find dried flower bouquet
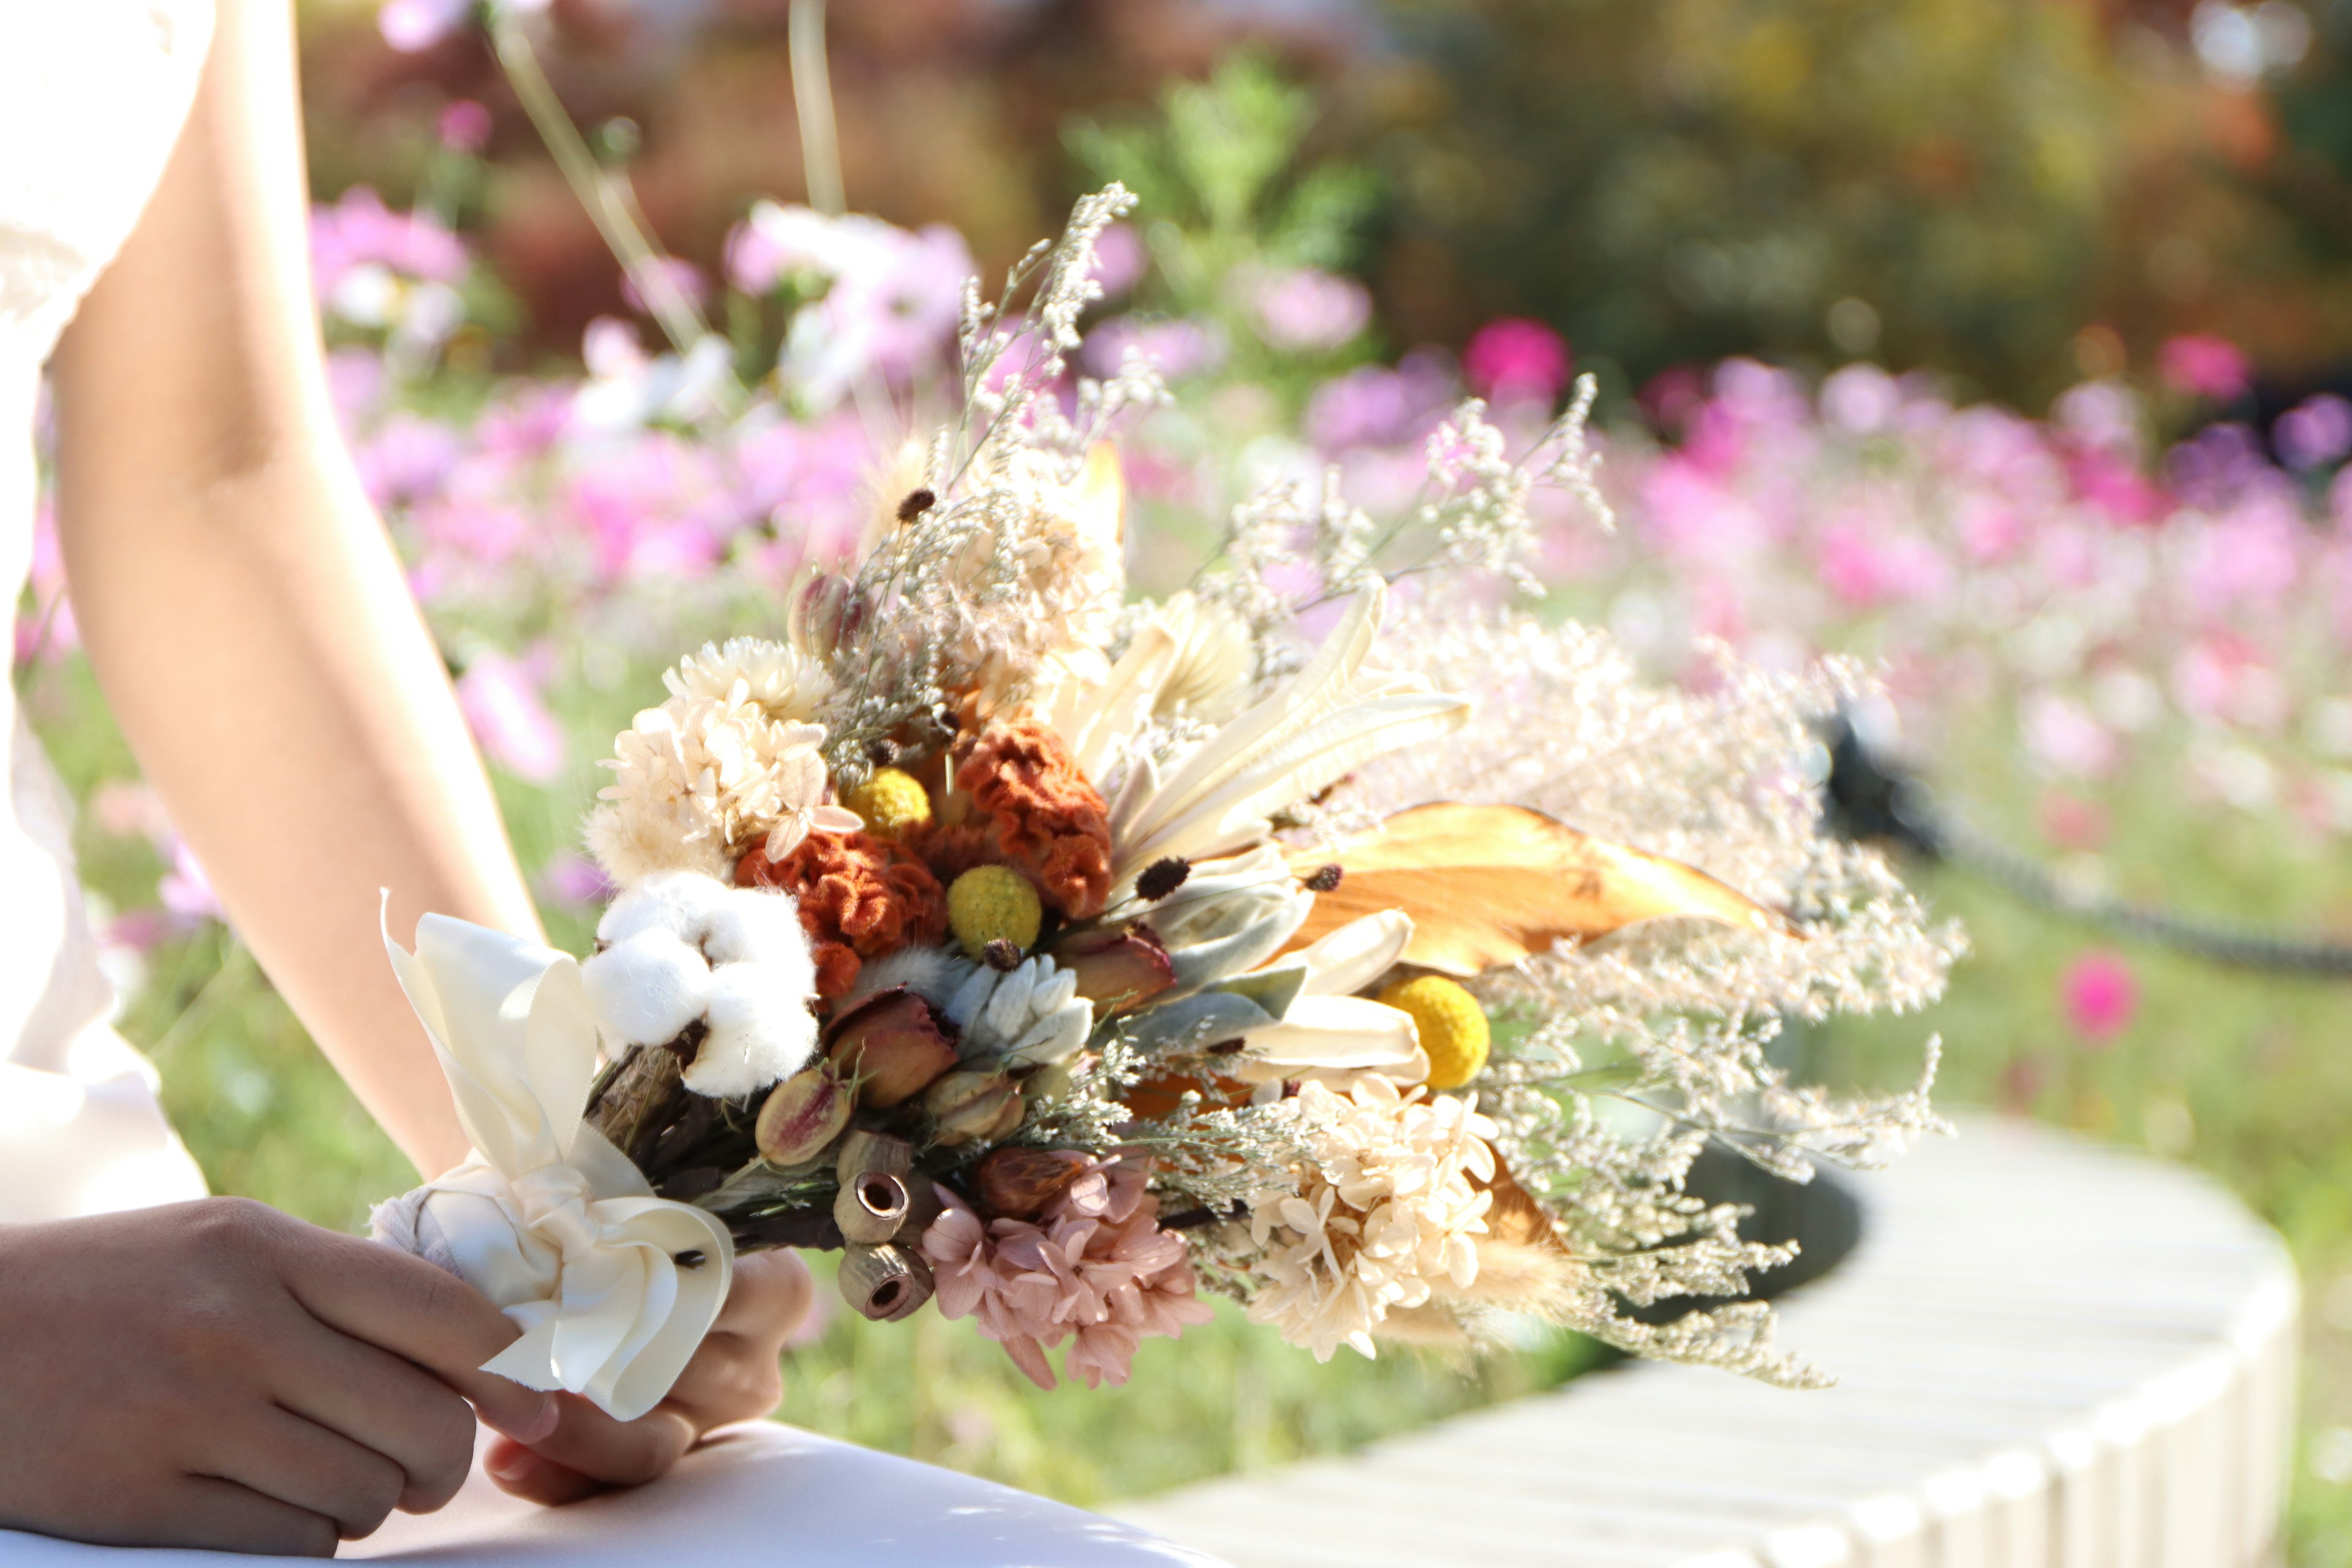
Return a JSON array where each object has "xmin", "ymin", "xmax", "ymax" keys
[{"xmin": 377, "ymin": 186, "xmax": 1958, "ymax": 1412}]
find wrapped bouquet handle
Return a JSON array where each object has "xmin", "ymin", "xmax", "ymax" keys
[{"xmin": 372, "ymin": 900, "xmax": 734, "ymax": 1422}]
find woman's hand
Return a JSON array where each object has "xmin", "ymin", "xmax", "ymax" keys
[
  {"xmin": 0, "ymin": 1199, "xmax": 560, "ymax": 1556},
  {"xmin": 480, "ymin": 1250, "xmax": 813, "ymax": 1504}
]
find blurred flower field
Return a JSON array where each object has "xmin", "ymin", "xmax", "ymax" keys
[{"xmin": 26, "ymin": 29, "xmax": 2352, "ymax": 1556}]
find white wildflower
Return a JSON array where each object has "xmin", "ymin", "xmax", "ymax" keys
[
  {"xmin": 666, "ymin": 638, "xmax": 834, "ymax": 723},
  {"xmin": 1245, "ymin": 1075, "xmax": 1498, "ymax": 1360},
  {"xmin": 755, "ymin": 721, "xmax": 863, "ymax": 862}
]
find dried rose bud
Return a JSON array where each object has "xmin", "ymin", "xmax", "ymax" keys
[
  {"xmin": 923, "ymin": 1069, "xmax": 1023, "ymax": 1148},
  {"xmin": 790, "ymin": 571, "xmax": 865, "ymax": 660},
  {"xmin": 1051, "ymin": 926, "xmax": 1176, "ymax": 1016},
  {"xmin": 982, "ymin": 937, "xmax": 1023, "ymax": 972},
  {"xmin": 1305, "ymin": 863, "xmax": 1344, "ymax": 893},
  {"xmin": 974, "ymin": 1147, "xmax": 1088, "ymax": 1221},
  {"xmin": 824, "ymin": 987, "xmax": 959, "ymax": 1108},
  {"xmin": 895, "ymin": 488, "xmax": 937, "ymax": 524},
  {"xmin": 754, "ymin": 1064, "xmax": 853, "ymax": 1165}
]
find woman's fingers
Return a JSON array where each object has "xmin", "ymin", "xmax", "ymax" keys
[
  {"xmin": 480, "ymin": 1436, "xmax": 603, "ymax": 1507},
  {"xmin": 160, "ymin": 1476, "xmax": 342, "ymax": 1558},
  {"xmin": 659, "ymin": 1332, "xmax": 785, "ymax": 1428},
  {"xmin": 710, "ymin": 1250, "xmax": 812, "ymax": 1346},
  {"xmin": 488, "ymin": 1393, "xmax": 697, "ymax": 1493},
  {"xmin": 202, "ymin": 1408, "xmax": 409, "ymax": 1540},
  {"xmin": 268, "ymin": 1320, "xmax": 484, "ymax": 1514},
  {"xmin": 268, "ymin": 1221, "xmax": 558, "ymax": 1442}
]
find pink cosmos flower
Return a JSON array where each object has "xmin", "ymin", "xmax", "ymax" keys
[
  {"xmin": 535, "ymin": 851, "xmax": 614, "ymax": 910},
  {"xmin": 621, "ymin": 257, "xmax": 710, "ymax": 317},
  {"xmin": 1251, "ymin": 268, "xmax": 1372, "ymax": 352},
  {"xmin": 437, "ymin": 100, "xmax": 493, "ymax": 154},
  {"xmin": 159, "ymin": 840, "xmax": 224, "ymax": 925},
  {"xmin": 457, "ymin": 647, "xmax": 565, "ymax": 782},
  {"xmin": 2275, "ymin": 394, "xmax": 2352, "ymax": 471},
  {"xmin": 310, "ymin": 187, "xmax": 467, "ymax": 301},
  {"xmin": 1463, "ymin": 318, "xmax": 1570, "ymax": 407},
  {"xmin": 2059, "ymin": 951, "xmax": 2138, "ymax": 1046},
  {"xmin": 1089, "ymin": 222, "xmax": 1148, "ymax": 299},
  {"xmin": 921, "ymin": 1156, "xmax": 1212, "ymax": 1390},
  {"xmin": 2158, "ymin": 335, "xmax": 2253, "ymax": 402},
  {"xmin": 1081, "ymin": 316, "xmax": 1225, "ymax": 382}
]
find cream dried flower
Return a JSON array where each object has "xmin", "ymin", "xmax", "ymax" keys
[
  {"xmin": 755, "ymin": 721, "xmax": 862, "ymax": 862},
  {"xmin": 666, "ymin": 637, "xmax": 834, "ymax": 723},
  {"xmin": 1245, "ymin": 1074, "xmax": 1498, "ymax": 1360}
]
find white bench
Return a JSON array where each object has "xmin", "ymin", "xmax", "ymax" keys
[{"xmin": 1112, "ymin": 1117, "xmax": 2299, "ymax": 1568}]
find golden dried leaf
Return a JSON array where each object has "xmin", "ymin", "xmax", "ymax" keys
[{"xmin": 1286, "ymin": 802, "xmax": 1790, "ymax": 977}]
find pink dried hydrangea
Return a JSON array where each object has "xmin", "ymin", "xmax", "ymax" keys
[{"xmin": 920, "ymin": 1157, "xmax": 1212, "ymax": 1390}]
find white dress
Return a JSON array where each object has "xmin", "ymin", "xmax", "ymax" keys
[{"xmin": 0, "ymin": 0, "xmax": 211, "ymax": 1223}]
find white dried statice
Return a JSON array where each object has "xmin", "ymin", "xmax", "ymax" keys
[
  {"xmin": 580, "ymin": 870, "xmax": 820, "ymax": 1098},
  {"xmin": 1319, "ymin": 604, "xmax": 1961, "ymax": 1380},
  {"xmin": 666, "ymin": 637, "xmax": 833, "ymax": 722},
  {"xmin": 945, "ymin": 955, "xmax": 1093, "ymax": 1067},
  {"xmin": 1245, "ymin": 1075, "xmax": 1498, "ymax": 1361}
]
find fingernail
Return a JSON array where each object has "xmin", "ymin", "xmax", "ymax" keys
[
  {"xmin": 505, "ymin": 1396, "xmax": 560, "ymax": 1444},
  {"xmin": 487, "ymin": 1449, "xmax": 533, "ymax": 1483}
]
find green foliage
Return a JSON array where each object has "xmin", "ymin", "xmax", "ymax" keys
[{"xmin": 1374, "ymin": 0, "xmax": 2128, "ymax": 401}]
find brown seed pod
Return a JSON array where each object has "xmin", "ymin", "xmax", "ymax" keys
[
  {"xmin": 835, "ymin": 1129, "xmax": 914, "ymax": 1183},
  {"xmin": 824, "ymin": 989, "xmax": 959, "ymax": 1107},
  {"xmin": 974, "ymin": 1146, "xmax": 1088, "ymax": 1221},
  {"xmin": 755, "ymin": 1065, "xmax": 852, "ymax": 1165},
  {"xmin": 838, "ymin": 1243, "xmax": 934, "ymax": 1322},
  {"xmin": 834, "ymin": 1170, "xmax": 913, "ymax": 1244},
  {"xmin": 924, "ymin": 1069, "xmax": 1022, "ymax": 1148}
]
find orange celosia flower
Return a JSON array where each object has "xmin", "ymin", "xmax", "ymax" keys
[
  {"xmin": 955, "ymin": 717, "xmax": 1113, "ymax": 918},
  {"xmin": 738, "ymin": 831, "xmax": 948, "ymax": 998}
]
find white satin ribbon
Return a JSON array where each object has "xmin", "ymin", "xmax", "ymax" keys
[{"xmin": 381, "ymin": 905, "xmax": 735, "ymax": 1422}]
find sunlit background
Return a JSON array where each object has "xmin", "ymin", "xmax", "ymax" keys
[{"xmin": 29, "ymin": 0, "xmax": 2352, "ymax": 1557}]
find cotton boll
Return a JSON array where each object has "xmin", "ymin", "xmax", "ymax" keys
[
  {"xmin": 690, "ymin": 963, "xmax": 820, "ymax": 1098},
  {"xmin": 597, "ymin": 869, "xmax": 733, "ymax": 947},
  {"xmin": 582, "ymin": 928, "xmax": 714, "ymax": 1048},
  {"xmin": 701, "ymin": 887, "xmax": 807, "ymax": 967}
]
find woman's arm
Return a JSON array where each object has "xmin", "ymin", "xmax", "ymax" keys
[{"xmin": 48, "ymin": 0, "xmax": 538, "ymax": 1180}]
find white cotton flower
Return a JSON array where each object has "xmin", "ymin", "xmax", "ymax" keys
[
  {"xmin": 1244, "ymin": 1075, "xmax": 1498, "ymax": 1361},
  {"xmin": 666, "ymin": 638, "xmax": 834, "ymax": 724},
  {"xmin": 579, "ymin": 872, "xmax": 821, "ymax": 1098},
  {"xmin": 582, "ymin": 928, "xmax": 714, "ymax": 1049},
  {"xmin": 693, "ymin": 946, "xmax": 820, "ymax": 1098},
  {"xmin": 944, "ymin": 955, "xmax": 1094, "ymax": 1067}
]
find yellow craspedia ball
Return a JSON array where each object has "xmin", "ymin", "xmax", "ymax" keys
[
  {"xmin": 1379, "ymin": 976, "xmax": 1490, "ymax": 1090},
  {"xmin": 843, "ymin": 766, "xmax": 932, "ymax": 839},
  {"xmin": 948, "ymin": 865, "xmax": 1042, "ymax": 957}
]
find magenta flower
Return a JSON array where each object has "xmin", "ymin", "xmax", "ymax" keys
[
  {"xmin": 356, "ymin": 415, "xmax": 463, "ymax": 509},
  {"xmin": 1463, "ymin": 318, "xmax": 1571, "ymax": 407},
  {"xmin": 1303, "ymin": 352, "xmax": 1457, "ymax": 452},
  {"xmin": 1089, "ymin": 222, "xmax": 1148, "ymax": 299},
  {"xmin": 1081, "ymin": 315, "xmax": 1225, "ymax": 382},
  {"xmin": 311, "ymin": 187, "xmax": 467, "ymax": 300},
  {"xmin": 457, "ymin": 648, "xmax": 566, "ymax": 782},
  {"xmin": 922, "ymin": 1156, "xmax": 1212, "ymax": 1390},
  {"xmin": 2158, "ymin": 334, "xmax": 2253, "ymax": 402},
  {"xmin": 535, "ymin": 851, "xmax": 615, "ymax": 910},
  {"xmin": 2059, "ymin": 951, "xmax": 2138, "ymax": 1046},
  {"xmin": 621, "ymin": 257, "xmax": 710, "ymax": 317},
  {"xmin": 159, "ymin": 840, "xmax": 224, "ymax": 925},
  {"xmin": 437, "ymin": 100, "xmax": 493, "ymax": 154},
  {"xmin": 1251, "ymin": 268, "xmax": 1372, "ymax": 353},
  {"xmin": 2275, "ymin": 394, "xmax": 2352, "ymax": 471}
]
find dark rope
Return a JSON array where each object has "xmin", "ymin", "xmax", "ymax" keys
[{"xmin": 1820, "ymin": 714, "xmax": 2352, "ymax": 978}]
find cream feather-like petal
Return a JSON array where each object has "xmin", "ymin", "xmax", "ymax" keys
[
  {"xmin": 1291, "ymin": 911, "xmax": 1414, "ymax": 997},
  {"xmin": 1229, "ymin": 995, "xmax": 1425, "ymax": 1084},
  {"xmin": 1123, "ymin": 582, "xmax": 1384, "ymax": 848}
]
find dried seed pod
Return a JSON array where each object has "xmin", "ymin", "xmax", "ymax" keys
[
  {"xmin": 923, "ymin": 1069, "xmax": 1022, "ymax": 1148},
  {"xmin": 895, "ymin": 1177, "xmax": 946, "ymax": 1245},
  {"xmin": 1050, "ymin": 927, "xmax": 1175, "ymax": 1016},
  {"xmin": 835, "ymin": 1129, "xmax": 914, "ymax": 1183},
  {"xmin": 824, "ymin": 989, "xmax": 959, "ymax": 1108},
  {"xmin": 755, "ymin": 1065, "xmax": 851, "ymax": 1165},
  {"xmin": 838, "ymin": 1243, "xmax": 934, "ymax": 1322},
  {"xmin": 835, "ymin": 1169, "xmax": 912, "ymax": 1243},
  {"xmin": 974, "ymin": 1146, "xmax": 1088, "ymax": 1221}
]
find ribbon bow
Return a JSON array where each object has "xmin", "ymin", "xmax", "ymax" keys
[{"xmin": 379, "ymin": 905, "xmax": 734, "ymax": 1422}]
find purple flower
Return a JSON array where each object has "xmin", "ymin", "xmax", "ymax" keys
[
  {"xmin": 311, "ymin": 188, "xmax": 467, "ymax": 300},
  {"xmin": 356, "ymin": 415, "xmax": 463, "ymax": 508},
  {"xmin": 457, "ymin": 647, "xmax": 566, "ymax": 782},
  {"xmin": 437, "ymin": 99, "xmax": 492, "ymax": 154},
  {"xmin": 159, "ymin": 840, "xmax": 224, "ymax": 924},
  {"xmin": 535, "ymin": 851, "xmax": 615, "ymax": 910},
  {"xmin": 1089, "ymin": 222, "xmax": 1148, "ymax": 299},
  {"xmin": 1303, "ymin": 349, "xmax": 1457, "ymax": 451},
  {"xmin": 1080, "ymin": 315, "xmax": 1224, "ymax": 381},
  {"xmin": 2275, "ymin": 394, "xmax": 2352, "ymax": 471},
  {"xmin": 1463, "ymin": 318, "xmax": 1570, "ymax": 407},
  {"xmin": 2158, "ymin": 334, "xmax": 2252, "ymax": 401},
  {"xmin": 1251, "ymin": 268, "xmax": 1371, "ymax": 352}
]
